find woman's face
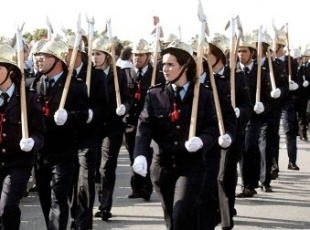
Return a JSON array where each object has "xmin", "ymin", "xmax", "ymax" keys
[
  {"xmin": 0, "ymin": 65, "xmax": 8, "ymax": 80},
  {"xmin": 162, "ymin": 53, "xmax": 183, "ymax": 82},
  {"xmin": 92, "ymin": 51, "xmax": 108, "ymax": 68},
  {"xmin": 0, "ymin": 65, "xmax": 12, "ymax": 89}
]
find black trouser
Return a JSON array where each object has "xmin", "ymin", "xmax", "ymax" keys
[
  {"xmin": 0, "ymin": 167, "xmax": 31, "ymax": 230},
  {"xmin": 96, "ymin": 124, "xmax": 125, "ymax": 212},
  {"xmin": 282, "ymin": 98, "xmax": 298, "ymax": 163},
  {"xmin": 243, "ymin": 116, "xmax": 265, "ymax": 189},
  {"xmin": 222, "ymin": 128, "xmax": 244, "ymax": 222},
  {"xmin": 197, "ymin": 150, "xmax": 221, "ymax": 230},
  {"xmin": 71, "ymin": 145, "xmax": 97, "ymax": 229},
  {"xmin": 297, "ymin": 90, "xmax": 309, "ymax": 133},
  {"xmin": 125, "ymin": 129, "xmax": 153, "ymax": 196},
  {"xmin": 36, "ymin": 158, "xmax": 75, "ymax": 230},
  {"xmin": 264, "ymin": 105, "xmax": 282, "ymax": 186},
  {"xmin": 151, "ymin": 162, "xmax": 204, "ymax": 230}
]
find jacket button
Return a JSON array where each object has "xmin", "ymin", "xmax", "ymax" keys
[
  {"xmin": 2, "ymin": 149, "xmax": 6, "ymax": 153},
  {"xmin": 172, "ymin": 164, "xmax": 176, "ymax": 168},
  {"xmin": 2, "ymin": 133, "xmax": 6, "ymax": 137},
  {"xmin": 174, "ymin": 141, "xmax": 178, "ymax": 145},
  {"xmin": 176, "ymin": 125, "xmax": 180, "ymax": 129}
]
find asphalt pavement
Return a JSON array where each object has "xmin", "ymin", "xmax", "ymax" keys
[{"xmin": 20, "ymin": 130, "xmax": 310, "ymax": 230}]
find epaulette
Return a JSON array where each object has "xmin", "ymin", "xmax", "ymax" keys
[
  {"xmin": 149, "ymin": 82, "xmax": 163, "ymax": 89},
  {"xmin": 202, "ymin": 83, "xmax": 210, "ymax": 89},
  {"xmin": 72, "ymin": 76, "xmax": 84, "ymax": 83}
]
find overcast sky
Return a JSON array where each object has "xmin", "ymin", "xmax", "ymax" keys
[{"xmin": 0, "ymin": 0, "xmax": 309, "ymax": 49}]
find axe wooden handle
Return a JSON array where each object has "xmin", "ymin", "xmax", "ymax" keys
[{"xmin": 267, "ymin": 48, "xmax": 277, "ymax": 91}]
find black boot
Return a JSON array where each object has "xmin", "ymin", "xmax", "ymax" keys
[{"xmin": 300, "ymin": 129, "xmax": 308, "ymax": 141}]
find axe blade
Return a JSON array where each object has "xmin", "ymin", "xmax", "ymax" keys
[
  {"xmin": 46, "ymin": 16, "xmax": 53, "ymax": 33},
  {"xmin": 224, "ymin": 20, "xmax": 230, "ymax": 31},
  {"xmin": 197, "ymin": 0, "xmax": 206, "ymax": 22}
]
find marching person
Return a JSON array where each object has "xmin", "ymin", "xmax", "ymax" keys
[
  {"xmin": 297, "ymin": 47, "xmax": 310, "ymax": 141},
  {"xmin": 26, "ymin": 40, "xmax": 46, "ymax": 92},
  {"xmin": 65, "ymin": 35, "xmax": 106, "ymax": 230},
  {"xmin": 260, "ymin": 31, "xmax": 288, "ymax": 191},
  {"xmin": 33, "ymin": 36, "xmax": 89, "ymax": 230},
  {"xmin": 0, "ymin": 43, "xmax": 45, "ymax": 230},
  {"xmin": 237, "ymin": 30, "xmax": 274, "ymax": 197},
  {"xmin": 26, "ymin": 39, "xmax": 47, "ymax": 194},
  {"xmin": 125, "ymin": 38, "xmax": 165, "ymax": 201},
  {"xmin": 133, "ymin": 40, "xmax": 219, "ymax": 230},
  {"xmin": 276, "ymin": 31, "xmax": 300, "ymax": 171},
  {"xmin": 220, "ymin": 34, "xmax": 253, "ymax": 228},
  {"xmin": 92, "ymin": 36, "xmax": 131, "ymax": 221},
  {"xmin": 197, "ymin": 34, "xmax": 238, "ymax": 230}
]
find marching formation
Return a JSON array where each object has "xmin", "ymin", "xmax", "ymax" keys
[{"xmin": 0, "ymin": 7, "xmax": 309, "ymax": 230}]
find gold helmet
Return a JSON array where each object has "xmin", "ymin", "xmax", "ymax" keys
[
  {"xmin": 189, "ymin": 36, "xmax": 198, "ymax": 54},
  {"xmin": 276, "ymin": 29, "xmax": 287, "ymax": 46},
  {"xmin": 39, "ymin": 34, "xmax": 68, "ymax": 64},
  {"xmin": 65, "ymin": 34, "xmax": 86, "ymax": 53},
  {"xmin": 162, "ymin": 40, "xmax": 193, "ymax": 56},
  {"xmin": 92, "ymin": 36, "xmax": 112, "ymax": 55},
  {"xmin": 163, "ymin": 33, "xmax": 178, "ymax": 44},
  {"xmin": 132, "ymin": 38, "xmax": 150, "ymax": 54},
  {"xmin": 252, "ymin": 30, "xmax": 273, "ymax": 46},
  {"xmin": 208, "ymin": 33, "xmax": 230, "ymax": 56},
  {"xmin": 0, "ymin": 43, "xmax": 19, "ymax": 68},
  {"xmin": 292, "ymin": 47, "xmax": 302, "ymax": 59},
  {"xmin": 302, "ymin": 45, "xmax": 310, "ymax": 57},
  {"xmin": 30, "ymin": 40, "xmax": 47, "ymax": 55},
  {"xmin": 239, "ymin": 34, "xmax": 256, "ymax": 49}
]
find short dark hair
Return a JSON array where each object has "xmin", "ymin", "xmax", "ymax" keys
[
  {"xmin": 120, "ymin": 46, "xmax": 132, "ymax": 61},
  {"xmin": 162, "ymin": 48, "xmax": 196, "ymax": 82}
]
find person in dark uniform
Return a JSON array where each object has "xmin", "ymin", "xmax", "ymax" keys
[
  {"xmin": 236, "ymin": 30, "xmax": 273, "ymax": 197},
  {"xmin": 33, "ymin": 36, "xmax": 89, "ymax": 230},
  {"xmin": 197, "ymin": 34, "xmax": 237, "ymax": 230},
  {"xmin": 26, "ymin": 40, "xmax": 47, "ymax": 92},
  {"xmin": 297, "ymin": 48, "xmax": 310, "ymax": 141},
  {"xmin": 92, "ymin": 36, "xmax": 131, "ymax": 221},
  {"xmin": 220, "ymin": 35, "xmax": 253, "ymax": 229},
  {"xmin": 133, "ymin": 40, "xmax": 219, "ymax": 230},
  {"xmin": 0, "ymin": 43, "xmax": 45, "ymax": 230},
  {"xmin": 275, "ymin": 31, "xmax": 301, "ymax": 172},
  {"xmin": 259, "ymin": 31, "xmax": 288, "ymax": 192},
  {"xmin": 25, "ymin": 39, "xmax": 47, "ymax": 194},
  {"xmin": 65, "ymin": 35, "xmax": 106, "ymax": 230},
  {"xmin": 125, "ymin": 38, "xmax": 165, "ymax": 201}
]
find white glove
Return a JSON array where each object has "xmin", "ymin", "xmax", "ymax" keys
[
  {"xmin": 303, "ymin": 80, "xmax": 309, "ymax": 88},
  {"xmin": 19, "ymin": 138, "xmax": 35, "ymax": 152},
  {"xmin": 54, "ymin": 108, "xmax": 68, "ymax": 126},
  {"xmin": 254, "ymin": 102, "xmax": 264, "ymax": 114},
  {"xmin": 270, "ymin": 88, "xmax": 281, "ymax": 99},
  {"xmin": 289, "ymin": 80, "xmax": 299, "ymax": 91},
  {"xmin": 234, "ymin": 107, "xmax": 240, "ymax": 118},
  {"xmin": 116, "ymin": 104, "xmax": 126, "ymax": 116},
  {"xmin": 185, "ymin": 136, "xmax": 203, "ymax": 152},
  {"xmin": 218, "ymin": 134, "xmax": 232, "ymax": 148},
  {"xmin": 132, "ymin": 155, "xmax": 147, "ymax": 177},
  {"xmin": 86, "ymin": 109, "xmax": 93, "ymax": 124}
]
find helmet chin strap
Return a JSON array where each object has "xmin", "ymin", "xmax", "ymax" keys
[
  {"xmin": 41, "ymin": 59, "xmax": 58, "ymax": 75},
  {"xmin": 212, "ymin": 57, "xmax": 220, "ymax": 69},
  {"xmin": 169, "ymin": 57, "xmax": 191, "ymax": 85}
]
